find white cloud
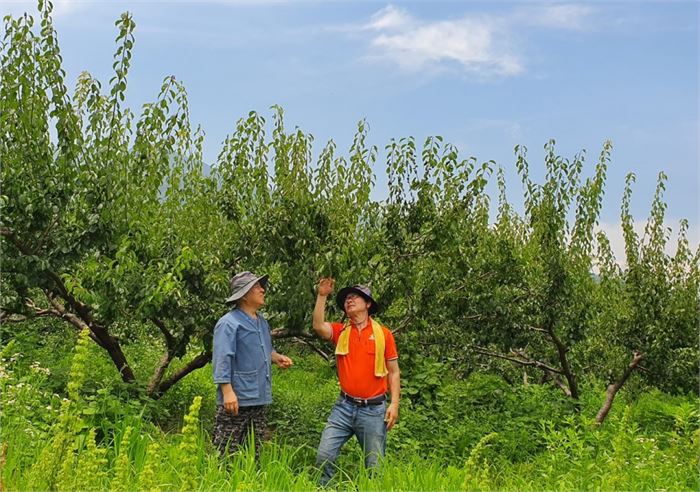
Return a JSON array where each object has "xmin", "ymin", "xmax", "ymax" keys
[
  {"xmin": 373, "ymin": 19, "xmax": 522, "ymax": 76},
  {"xmin": 346, "ymin": 3, "xmax": 601, "ymax": 78},
  {"xmin": 359, "ymin": 6, "xmax": 523, "ymax": 77},
  {"xmin": 595, "ymin": 219, "xmax": 699, "ymax": 269},
  {"xmin": 364, "ymin": 5, "xmax": 413, "ymax": 32},
  {"xmin": 522, "ymin": 4, "xmax": 595, "ymax": 31}
]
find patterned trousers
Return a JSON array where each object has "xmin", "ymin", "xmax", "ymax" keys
[{"xmin": 212, "ymin": 405, "xmax": 268, "ymax": 457}]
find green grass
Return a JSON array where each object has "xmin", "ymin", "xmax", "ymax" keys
[
  {"xmin": 2, "ymin": 418, "xmax": 697, "ymax": 491},
  {"xmin": 1, "ymin": 330, "xmax": 698, "ymax": 491}
]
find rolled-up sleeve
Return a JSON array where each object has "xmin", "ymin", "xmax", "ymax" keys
[{"xmin": 212, "ymin": 319, "xmax": 236, "ymax": 384}]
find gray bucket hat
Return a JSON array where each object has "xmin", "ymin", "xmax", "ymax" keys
[
  {"xmin": 225, "ymin": 271, "xmax": 269, "ymax": 304},
  {"xmin": 336, "ymin": 284, "xmax": 379, "ymax": 315}
]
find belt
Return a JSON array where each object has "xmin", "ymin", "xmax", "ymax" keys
[{"xmin": 341, "ymin": 391, "xmax": 386, "ymax": 406}]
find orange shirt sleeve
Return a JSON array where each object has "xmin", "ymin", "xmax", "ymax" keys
[
  {"xmin": 383, "ymin": 327, "xmax": 398, "ymax": 360},
  {"xmin": 330, "ymin": 322, "xmax": 344, "ymax": 345}
]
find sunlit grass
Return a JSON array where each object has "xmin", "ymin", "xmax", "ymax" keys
[{"xmin": 1, "ymin": 336, "xmax": 697, "ymax": 491}]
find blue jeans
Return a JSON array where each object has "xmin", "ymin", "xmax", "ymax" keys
[{"xmin": 316, "ymin": 396, "xmax": 387, "ymax": 486}]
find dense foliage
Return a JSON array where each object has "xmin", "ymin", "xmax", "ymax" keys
[{"xmin": 1, "ymin": 3, "xmax": 698, "ymax": 490}]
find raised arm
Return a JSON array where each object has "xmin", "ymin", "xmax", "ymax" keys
[{"xmin": 313, "ymin": 277, "xmax": 335, "ymax": 341}]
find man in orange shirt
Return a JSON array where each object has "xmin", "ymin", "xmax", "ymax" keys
[{"xmin": 312, "ymin": 277, "xmax": 401, "ymax": 486}]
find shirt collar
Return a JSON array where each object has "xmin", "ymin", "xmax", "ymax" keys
[
  {"xmin": 350, "ymin": 316, "xmax": 372, "ymax": 331},
  {"xmin": 234, "ymin": 308, "xmax": 262, "ymax": 328}
]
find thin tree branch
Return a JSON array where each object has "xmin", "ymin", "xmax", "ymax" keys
[
  {"xmin": 0, "ymin": 314, "xmax": 29, "ymax": 323},
  {"xmin": 0, "ymin": 227, "xmax": 33, "ymax": 255},
  {"xmin": 473, "ymin": 345, "xmax": 565, "ymax": 375},
  {"xmin": 292, "ymin": 336, "xmax": 330, "ymax": 361},
  {"xmin": 390, "ymin": 315, "xmax": 414, "ymax": 336},
  {"xmin": 270, "ymin": 328, "xmax": 331, "ymax": 361},
  {"xmin": 35, "ymin": 295, "xmax": 104, "ymax": 348},
  {"xmin": 36, "ymin": 215, "xmax": 60, "ymax": 252},
  {"xmin": 523, "ymin": 324, "xmax": 549, "ymax": 335},
  {"xmin": 550, "ymin": 375, "xmax": 572, "ymax": 397},
  {"xmin": 25, "ymin": 298, "xmax": 61, "ymax": 318},
  {"xmin": 484, "ymin": 345, "xmax": 573, "ymax": 397},
  {"xmin": 544, "ymin": 321, "xmax": 579, "ymax": 400},
  {"xmin": 270, "ymin": 327, "xmax": 292, "ymax": 338}
]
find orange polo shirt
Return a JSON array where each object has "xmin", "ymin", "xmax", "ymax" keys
[{"xmin": 330, "ymin": 318, "xmax": 398, "ymax": 399}]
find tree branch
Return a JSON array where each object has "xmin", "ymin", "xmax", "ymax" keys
[
  {"xmin": 43, "ymin": 270, "xmax": 93, "ymax": 324},
  {"xmin": 473, "ymin": 346, "xmax": 564, "ymax": 375},
  {"xmin": 150, "ymin": 317, "xmax": 175, "ymax": 351},
  {"xmin": 271, "ymin": 328, "xmax": 331, "ymax": 361},
  {"xmin": 390, "ymin": 314, "xmax": 415, "ymax": 336},
  {"xmin": 523, "ymin": 324, "xmax": 549, "ymax": 335},
  {"xmin": 0, "ymin": 227, "xmax": 33, "ymax": 255},
  {"xmin": 292, "ymin": 336, "xmax": 330, "ymax": 361},
  {"xmin": 36, "ymin": 215, "xmax": 60, "ymax": 252},
  {"xmin": 473, "ymin": 345, "xmax": 574, "ymax": 397},
  {"xmin": 541, "ymin": 371, "xmax": 573, "ymax": 397},
  {"xmin": 152, "ymin": 351, "xmax": 212, "ymax": 399},
  {"xmin": 0, "ymin": 312, "xmax": 28, "ymax": 323},
  {"xmin": 26, "ymin": 296, "xmax": 104, "ymax": 347},
  {"xmin": 270, "ymin": 327, "xmax": 292, "ymax": 338},
  {"xmin": 1, "ymin": 227, "xmax": 94, "ymax": 325}
]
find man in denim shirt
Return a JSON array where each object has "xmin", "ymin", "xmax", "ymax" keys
[{"xmin": 212, "ymin": 271, "xmax": 293, "ymax": 456}]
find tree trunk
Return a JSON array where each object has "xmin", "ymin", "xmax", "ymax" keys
[
  {"xmin": 45, "ymin": 297, "xmax": 136, "ymax": 383},
  {"xmin": 595, "ymin": 351, "xmax": 644, "ymax": 425},
  {"xmin": 147, "ymin": 351, "xmax": 173, "ymax": 395},
  {"xmin": 89, "ymin": 323, "xmax": 137, "ymax": 383},
  {"xmin": 546, "ymin": 324, "xmax": 579, "ymax": 402}
]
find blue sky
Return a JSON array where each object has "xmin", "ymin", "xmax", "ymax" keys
[{"xmin": 4, "ymin": 1, "xmax": 699, "ymax": 260}]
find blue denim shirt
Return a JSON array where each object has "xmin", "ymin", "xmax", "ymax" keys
[{"xmin": 212, "ymin": 308, "xmax": 275, "ymax": 407}]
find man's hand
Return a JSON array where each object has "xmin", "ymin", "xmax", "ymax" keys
[
  {"xmin": 222, "ymin": 384, "xmax": 239, "ymax": 415},
  {"xmin": 385, "ymin": 402, "xmax": 399, "ymax": 431},
  {"xmin": 318, "ymin": 277, "xmax": 335, "ymax": 297},
  {"xmin": 272, "ymin": 352, "xmax": 294, "ymax": 369}
]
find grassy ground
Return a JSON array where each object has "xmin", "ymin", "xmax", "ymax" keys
[{"xmin": 1, "ymin": 324, "xmax": 698, "ymax": 490}]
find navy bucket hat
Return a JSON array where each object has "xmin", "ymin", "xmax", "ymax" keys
[{"xmin": 336, "ymin": 284, "xmax": 380, "ymax": 315}]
